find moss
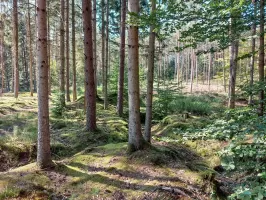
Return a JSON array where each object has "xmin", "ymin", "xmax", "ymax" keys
[{"xmin": 0, "ymin": 186, "xmax": 20, "ymax": 200}]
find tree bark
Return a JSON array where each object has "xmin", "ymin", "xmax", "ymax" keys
[
  {"xmin": 101, "ymin": 0, "xmax": 105, "ymax": 96},
  {"xmin": 104, "ymin": 0, "xmax": 109, "ymax": 109},
  {"xmin": 190, "ymin": 50, "xmax": 195, "ymax": 93},
  {"xmin": 117, "ymin": 0, "xmax": 127, "ymax": 116},
  {"xmin": 36, "ymin": 0, "xmax": 52, "ymax": 169},
  {"xmin": 27, "ymin": 0, "xmax": 33, "ymax": 96},
  {"xmin": 0, "ymin": 20, "xmax": 4, "ymax": 93},
  {"xmin": 258, "ymin": 0, "xmax": 264, "ymax": 116},
  {"xmin": 228, "ymin": 41, "xmax": 239, "ymax": 109},
  {"xmin": 144, "ymin": 0, "xmax": 156, "ymax": 143},
  {"xmin": 60, "ymin": 0, "xmax": 65, "ymax": 106},
  {"xmin": 82, "ymin": 0, "xmax": 97, "ymax": 131},
  {"xmin": 13, "ymin": 0, "xmax": 19, "ymax": 98},
  {"xmin": 47, "ymin": 1, "xmax": 51, "ymax": 95},
  {"xmin": 208, "ymin": 52, "xmax": 212, "ymax": 91},
  {"xmin": 92, "ymin": 0, "xmax": 97, "ymax": 94},
  {"xmin": 66, "ymin": 0, "xmax": 70, "ymax": 102},
  {"xmin": 249, "ymin": 0, "xmax": 256, "ymax": 105},
  {"xmin": 72, "ymin": 0, "xmax": 77, "ymax": 101},
  {"xmin": 128, "ymin": 0, "xmax": 145, "ymax": 152},
  {"xmin": 223, "ymin": 50, "xmax": 226, "ymax": 92}
]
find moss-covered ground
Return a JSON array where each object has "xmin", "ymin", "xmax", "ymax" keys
[{"xmin": 0, "ymin": 92, "xmax": 226, "ymax": 199}]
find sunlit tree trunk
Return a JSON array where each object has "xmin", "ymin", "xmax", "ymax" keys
[
  {"xmin": 208, "ymin": 52, "xmax": 212, "ymax": 91},
  {"xmin": 117, "ymin": 0, "xmax": 127, "ymax": 116},
  {"xmin": 27, "ymin": 0, "xmax": 33, "ymax": 96},
  {"xmin": 258, "ymin": 0, "xmax": 264, "ymax": 116},
  {"xmin": 13, "ymin": 0, "xmax": 19, "ymax": 98},
  {"xmin": 36, "ymin": 0, "xmax": 52, "ymax": 169},
  {"xmin": 0, "ymin": 20, "xmax": 4, "ymax": 93},
  {"xmin": 228, "ymin": 41, "xmax": 239, "ymax": 109},
  {"xmin": 82, "ymin": 0, "xmax": 97, "ymax": 131},
  {"xmin": 101, "ymin": 0, "xmax": 105, "ymax": 95},
  {"xmin": 92, "ymin": 0, "xmax": 97, "ymax": 94},
  {"xmin": 60, "ymin": 0, "xmax": 65, "ymax": 106},
  {"xmin": 104, "ymin": 0, "xmax": 109, "ymax": 109},
  {"xmin": 223, "ymin": 50, "xmax": 226, "ymax": 92},
  {"xmin": 190, "ymin": 50, "xmax": 195, "ymax": 93},
  {"xmin": 249, "ymin": 0, "xmax": 256, "ymax": 105},
  {"xmin": 195, "ymin": 54, "xmax": 198, "ymax": 86},
  {"xmin": 47, "ymin": 0, "xmax": 51, "ymax": 95},
  {"xmin": 144, "ymin": 0, "xmax": 156, "ymax": 143},
  {"xmin": 72, "ymin": 0, "xmax": 77, "ymax": 101},
  {"xmin": 128, "ymin": 0, "xmax": 145, "ymax": 152},
  {"xmin": 66, "ymin": 0, "xmax": 70, "ymax": 102}
]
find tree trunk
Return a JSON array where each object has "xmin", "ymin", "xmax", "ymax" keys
[
  {"xmin": 66, "ymin": 0, "xmax": 70, "ymax": 102},
  {"xmin": 258, "ymin": 0, "xmax": 264, "ymax": 116},
  {"xmin": 27, "ymin": 0, "xmax": 33, "ymax": 96},
  {"xmin": 195, "ymin": 54, "xmax": 198, "ymax": 86},
  {"xmin": 101, "ymin": 0, "xmax": 105, "ymax": 95},
  {"xmin": 104, "ymin": 0, "xmax": 109, "ymax": 109},
  {"xmin": 190, "ymin": 51, "xmax": 194, "ymax": 93},
  {"xmin": 82, "ymin": 0, "xmax": 97, "ymax": 131},
  {"xmin": 128, "ymin": 0, "xmax": 145, "ymax": 152},
  {"xmin": 36, "ymin": 0, "xmax": 52, "ymax": 169},
  {"xmin": 117, "ymin": 0, "xmax": 127, "ymax": 116},
  {"xmin": 0, "ymin": 20, "xmax": 4, "ymax": 93},
  {"xmin": 223, "ymin": 50, "xmax": 226, "ymax": 92},
  {"xmin": 249, "ymin": 0, "xmax": 256, "ymax": 105},
  {"xmin": 60, "ymin": 0, "xmax": 65, "ymax": 106},
  {"xmin": 22, "ymin": 36, "xmax": 29, "ymax": 90},
  {"xmin": 72, "ymin": 0, "xmax": 77, "ymax": 101},
  {"xmin": 228, "ymin": 41, "xmax": 239, "ymax": 109},
  {"xmin": 144, "ymin": 0, "xmax": 156, "ymax": 143},
  {"xmin": 47, "ymin": 1, "xmax": 51, "ymax": 95},
  {"xmin": 92, "ymin": 0, "xmax": 97, "ymax": 94},
  {"xmin": 208, "ymin": 52, "xmax": 212, "ymax": 91},
  {"xmin": 13, "ymin": 0, "xmax": 19, "ymax": 98}
]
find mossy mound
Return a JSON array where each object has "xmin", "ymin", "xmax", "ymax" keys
[{"xmin": 0, "ymin": 142, "xmax": 214, "ymax": 199}]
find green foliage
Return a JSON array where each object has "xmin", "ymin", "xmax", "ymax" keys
[
  {"xmin": 0, "ymin": 187, "xmax": 20, "ymax": 200},
  {"xmin": 51, "ymin": 92, "xmax": 66, "ymax": 117},
  {"xmin": 153, "ymin": 88, "xmax": 220, "ymax": 120},
  {"xmin": 180, "ymin": 106, "xmax": 266, "ymax": 199},
  {"xmin": 153, "ymin": 88, "xmax": 177, "ymax": 120}
]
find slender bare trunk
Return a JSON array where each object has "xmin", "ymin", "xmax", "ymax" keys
[
  {"xmin": 258, "ymin": 0, "xmax": 264, "ymax": 116},
  {"xmin": 0, "ymin": 20, "xmax": 4, "ymax": 93},
  {"xmin": 13, "ymin": 0, "xmax": 19, "ymax": 98},
  {"xmin": 223, "ymin": 50, "xmax": 226, "ymax": 92},
  {"xmin": 128, "ymin": 0, "xmax": 145, "ymax": 152},
  {"xmin": 82, "ymin": 0, "xmax": 97, "ymax": 131},
  {"xmin": 144, "ymin": 0, "xmax": 156, "ymax": 143},
  {"xmin": 101, "ymin": 0, "xmax": 105, "ymax": 95},
  {"xmin": 72, "ymin": 0, "xmax": 77, "ymax": 101},
  {"xmin": 47, "ymin": 0, "xmax": 51, "ymax": 95},
  {"xmin": 117, "ymin": 0, "xmax": 127, "ymax": 116},
  {"xmin": 36, "ymin": 0, "xmax": 52, "ymax": 169},
  {"xmin": 60, "ymin": 0, "xmax": 65, "ymax": 106},
  {"xmin": 228, "ymin": 42, "xmax": 239, "ymax": 109},
  {"xmin": 190, "ymin": 51, "xmax": 194, "ymax": 93},
  {"xmin": 208, "ymin": 52, "xmax": 212, "ymax": 91},
  {"xmin": 92, "ymin": 0, "xmax": 97, "ymax": 94},
  {"xmin": 249, "ymin": 0, "xmax": 256, "ymax": 105},
  {"xmin": 104, "ymin": 0, "xmax": 109, "ymax": 109},
  {"xmin": 27, "ymin": 0, "xmax": 33, "ymax": 96},
  {"xmin": 66, "ymin": 0, "xmax": 70, "ymax": 102}
]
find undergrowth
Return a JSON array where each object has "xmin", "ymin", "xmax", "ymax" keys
[
  {"xmin": 159, "ymin": 106, "xmax": 266, "ymax": 199},
  {"xmin": 152, "ymin": 88, "xmax": 223, "ymax": 120}
]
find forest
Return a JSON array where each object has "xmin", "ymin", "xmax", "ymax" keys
[{"xmin": 0, "ymin": 0, "xmax": 265, "ymax": 199}]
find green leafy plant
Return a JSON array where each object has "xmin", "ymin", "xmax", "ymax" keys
[{"xmin": 51, "ymin": 92, "xmax": 66, "ymax": 117}]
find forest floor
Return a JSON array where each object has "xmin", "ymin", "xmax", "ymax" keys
[{"xmin": 0, "ymin": 91, "xmax": 231, "ymax": 200}]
